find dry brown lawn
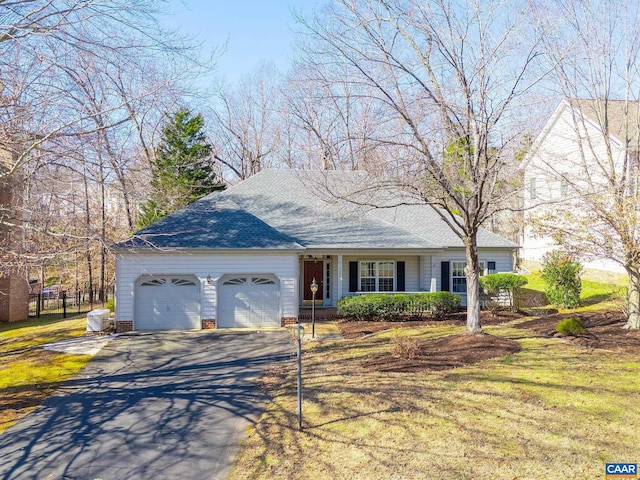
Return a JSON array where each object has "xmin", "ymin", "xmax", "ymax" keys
[{"xmin": 230, "ymin": 311, "xmax": 640, "ymax": 480}]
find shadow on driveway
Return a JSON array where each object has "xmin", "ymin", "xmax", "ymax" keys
[{"xmin": 0, "ymin": 330, "xmax": 293, "ymax": 480}]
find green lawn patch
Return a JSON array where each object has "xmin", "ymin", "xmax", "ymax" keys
[
  {"xmin": 0, "ymin": 315, "xmax": 91, "ymax": 433},
  {"xmin": 522, "ymin": 269, "xmax": 626, "ymax": 313}
]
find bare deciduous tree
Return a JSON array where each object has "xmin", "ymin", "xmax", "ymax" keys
[
  {"xmin": 298, "ymin": 0, "xmax": 546, "ymax": 332},
  {"xmin": 286, "ymin": 61, "xmax": 389, "ymax": 171},
  {"xmin": 209, "ymin": 64, "xmax": 284, "ymax": 181},
  {"xmin": 0, "ymin": 0, "xmax": 214, "ymax": 294},
  {"xmin": 529, "ymin": 0, "xmax": 640, "ymax": 329}
]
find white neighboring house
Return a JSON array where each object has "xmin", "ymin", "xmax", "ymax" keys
[
  {"xmin": 113, "ymin": 169, "xmax": 518, "ymax": 332},
  {"xmin": 521, "ymin": 99, "xmax": 635, "ymax": 273}
]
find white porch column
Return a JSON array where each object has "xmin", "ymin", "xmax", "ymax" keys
[
  {"xmin": 419, "ymin": 255, "xmax": 431, "ymax": 290},
  {"xmin": 336, "ymin": 254, "xmax": 343, "ymax": 306},
  {"xmin": 430, "ymin": 260, "xmax": 437, "ymax": 292}
]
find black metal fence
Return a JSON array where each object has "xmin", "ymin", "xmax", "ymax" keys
[{"xmin": 28, "ymin": 288, "xmax": 114, "ymax": 319}]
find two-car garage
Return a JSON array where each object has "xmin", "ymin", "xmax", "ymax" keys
[{"xmin": 134, "ymin": 273, "xmax": 281, "ymax": 330}]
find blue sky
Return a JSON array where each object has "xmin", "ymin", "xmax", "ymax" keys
[{"xmin": 166, "ymin": 0, "xmax": 316, "ymax": 83}]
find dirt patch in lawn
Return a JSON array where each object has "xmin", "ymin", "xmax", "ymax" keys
[
  {"xmin": 362, "ymin": 333, "xmax": 522, "ymax": 372},
  {"xmin": 337, "ymin": 310, "xmax": 524, "ymax": 339},
  {"xmin": 514, "ymin": 310, "xmax": 640, "ymax": 352}
]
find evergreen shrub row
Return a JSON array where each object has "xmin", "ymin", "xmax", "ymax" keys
[{"xmin": 336, "ymin": 292, "xmax": 461, "ymax": 321}]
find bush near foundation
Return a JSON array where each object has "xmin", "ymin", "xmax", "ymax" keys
[
  {"xmin": 337, "ymin": 292, "xmax": 461, "ymax": 321},
  {"xmin": 479, "ymin": 273, "xmax": 528, "ymax": 311}
]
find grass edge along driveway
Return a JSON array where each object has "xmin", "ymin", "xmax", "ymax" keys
[{"xmin": 0, "ymin": 316, "xmax": 91, "ymax": 433}]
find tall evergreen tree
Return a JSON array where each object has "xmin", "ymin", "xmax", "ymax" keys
[{"xmin": 137, "ymin": 108, "xmax": 225, "ymax": 228}]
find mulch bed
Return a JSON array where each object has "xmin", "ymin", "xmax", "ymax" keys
[
  {"xmin": 337, "ymin": 309, "xmax": 639, "ymax": 373},
  {"xmin": 513, "ymin": 310, "xmax": 640, "ymax": 352},
  {"xmin": 362, "ymin": 333, "xmax": 522, "ymax": 372},
  {"xmin": 336, "ymin": 310, "xmax": 524, "ymax": 340}
]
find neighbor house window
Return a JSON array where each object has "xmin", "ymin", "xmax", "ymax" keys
[
  {"xmin": 560, "ymin": 179, "xmax": 568, "ymax": 198},
  {"xmin": 451, "ymin": 261, "xmax": 485, "ymax": 293},
  {"xmin": 359, "ymin": 261, "xmax": 395, "ymax": 292},
  {"xmin": 529, "ymin": 178, "xmax": 537, "ymax": 200}
]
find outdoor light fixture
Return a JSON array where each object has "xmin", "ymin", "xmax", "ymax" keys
[
  {"xmin": 206, "ymin": 275, "xmax": 211, "ymax": 284},
  {"xmin": 292, "ymin": 323, "xmax": 305, "ymax": 430},
  {"xmin": 310, "ymin": 278, "xmax": 318, "ymax": 339}
]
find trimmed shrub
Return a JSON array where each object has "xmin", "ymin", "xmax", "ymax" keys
[
  {"xmin": 480, "ymin": 273, "xmax": 528, "ymax": 292},
  {"xmin": 480, "ymin": 273, "xmax": 528, "ymax": 311},
  {"xmin": 425, "ymin": 292, "xmax": 462, "ymax": 319},
  {"xmin": 555, "ymin": 317, "xmax": 587, "ymax": 336},
  {"xmin": 336, "ymin": 295, "xmax": 377, "ymax": 320},
  {"xmin": 337, "ymin": 292, "xmax": 461, "ymax": 321},
  {"xmin": 542, "ymin": 251, "xmax": 582, "ymax": 308}
]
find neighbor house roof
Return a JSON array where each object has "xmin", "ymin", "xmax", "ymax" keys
[
  {"xmin": 116, "ymin": 169, "xmax": 517, "ymax": 250},
  {"xmin": 569, "ymin": 99, "xmax": 640, "ymax": 145}
]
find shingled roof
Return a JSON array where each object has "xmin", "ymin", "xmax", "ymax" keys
[
  {"xmin": 569, "ymin": 99, "xmax": 640, "ymax": 145},
  {"xmin": 116, "ymin": 169, "xmax": 517, "ymax": 250}
]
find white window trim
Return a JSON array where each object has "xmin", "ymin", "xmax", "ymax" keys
[
  {"xmin": 325, "ymin": 261, "xmax": 331, "ymax": 300},
  {"xmin": 358, "ymin": 260, "xmax": 396, "ymax": 292},
  {"xmin": 450, "ymin": 260, "xmax": 486, "ymax": 294}
]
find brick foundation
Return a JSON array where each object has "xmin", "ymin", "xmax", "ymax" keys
[
  {"xmin": 281, "ymin": 317, "xmax": 298, "ymax": 326},
  {"xmin": 202, "ymin": 318, "xmax": 216, "ymax": 329},
  {"xmin": 116, "ymin": 320, "xmax": 133, "ymax": 333}
]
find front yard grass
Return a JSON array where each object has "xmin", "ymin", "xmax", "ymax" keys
[
  {"xmin": 230, "ymin": 319, "xmax": 640, "ymax": 479},
  {"xmin": 524, "ymin": 264, "xmax": 627, "ymax": 307},
  {"xmin": 0, "ymin": 315, "xmax": 91, "ymax": 433}
]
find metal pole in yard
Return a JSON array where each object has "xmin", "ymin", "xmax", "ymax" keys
[
  {"xmin": 310, "ymin": 278, "xmax": 318, "ymax": 339},
  {"xmin": 62, "ymin": 292, "xmax": 67, "ymax": 318},
  {"xmin": 292, "ymin": 323, "xmax": 304, "ymax": 431}
]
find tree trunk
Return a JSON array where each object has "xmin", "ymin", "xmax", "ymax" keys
[
  {"xmin": 624, "ymin": 266, "xmax": 640, "ymax": 329},
  {"xmin": 83, "ymin": 165, "xmax": 94, "ymax": 304},
  {"xmin": 99, "ymin": 168, "xmax": 106, "ymax": 303},
  {"xmin": 464, "ymin": 235, "xmax": 483, "ymax": 333}
]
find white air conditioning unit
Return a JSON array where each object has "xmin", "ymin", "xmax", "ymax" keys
[{"xmin": 87, "ymin": 308, "xmax": 113, "ymax": 332}]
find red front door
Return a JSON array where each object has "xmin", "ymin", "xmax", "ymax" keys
[{"xmin": 303, "ymin": 261, "xmax": 324, "ymax": 304}]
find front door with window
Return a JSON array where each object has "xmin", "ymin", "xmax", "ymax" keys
[{"xmin": 303, "ymin": 261, "xmax": 324, "ymax": 304}]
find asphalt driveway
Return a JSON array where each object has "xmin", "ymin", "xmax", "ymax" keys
[{"xmin": 0, "ymin": 330, "xmax": 293, "ymax": 480}]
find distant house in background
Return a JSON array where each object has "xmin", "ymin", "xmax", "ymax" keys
[
  {"xmin": 114, "ymin": 169, "xmax": 518, "ymax": 332},
  {"xmin": 521, "ymin": 99, "xmax": 633, "ymax": 273},
  {"xmin": 0, "ymin": 150, "xmax": 29, "ymax": 322}
]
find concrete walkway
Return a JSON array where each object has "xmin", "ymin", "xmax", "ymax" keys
[{"xmin": 297, "ymin": 321, "xmax": 344, "ymax": 342}]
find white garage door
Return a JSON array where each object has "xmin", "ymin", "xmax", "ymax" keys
[
  {"xmin": 135, "ymin": 275, "xmax": 200, "ymax": 330},
  {"xmin": 218, "ymin": 275, "xmax": 280, "ymax": 328}
]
